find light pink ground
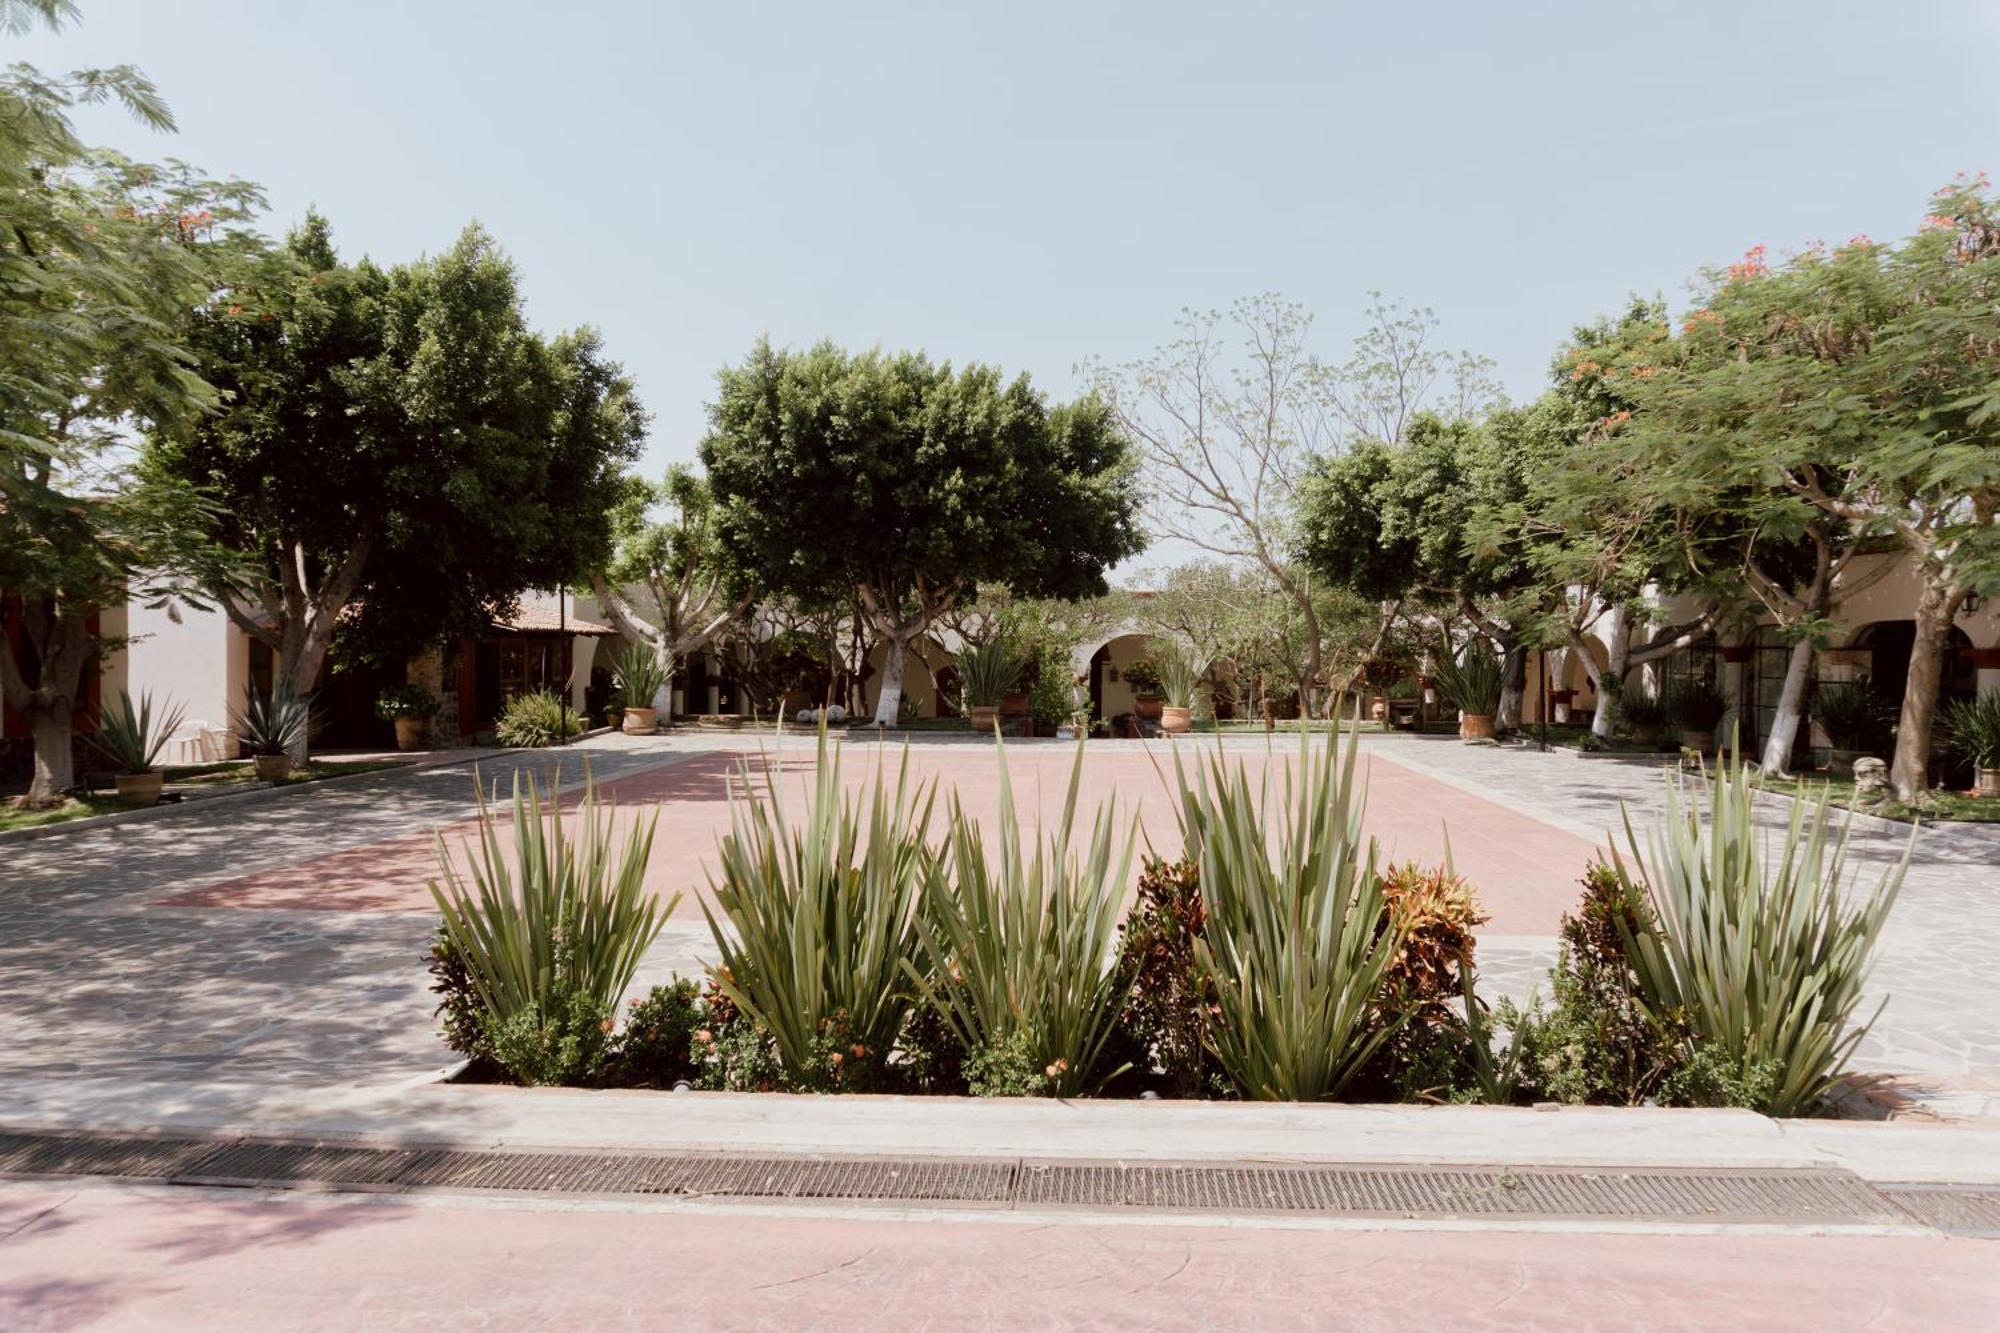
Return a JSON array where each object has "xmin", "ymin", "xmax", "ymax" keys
[
  {"xmin": 0, "ymin": 1184, "xmax": 1989, "ymax": 1330},
  {"xmin": 161, "ymin": 745, "xmax": 1601, "ymax": 937}
]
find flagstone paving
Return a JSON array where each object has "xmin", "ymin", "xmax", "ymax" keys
[{"xmin": 1, "ymin": 729, "xmax": 1996, "ymax": 1114}]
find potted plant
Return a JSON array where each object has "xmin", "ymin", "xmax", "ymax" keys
[
  {"xmin": 1153, "ymin": 643, "xmax": 1207, "ymax": 736},
  {"xmin": 1123, "ymin": 657, "xmax": 1164, "ymax": 721},
  {"xmin": 1941, "ymin": 694, "xmax": 2000, "ymax": 797},
  {"xmin": 611, "ymin": 643, "xmax": 667, "ymax": 734},
  {"xmin": 1812, "ymin": 678, "xmax": 1882, "ymax": 774},
  {"xmin": 1661, "ymin": 675, "xmax": 1728, "ymax": 754},
  {"xmin": 232, "ymin": 685, "xmax": 313, "ymax": 781},
  {"xmin": 374, "ymin": 684, "xmax": 441, "ymax": 752},
  {"xmin": 1617, "ymin": 689, "xmax": 1667, "ymax": 749},
  {"xmin": 90, "ymin": 690, "xmax": 187, "ymax": 806},
  {"xmin": 957, "ymin": 639, "xmax": 1018, "ymax": 733},
  {"xmin": 1431, "ymin": 645, "xmax": 1505, "ymax": 741}
]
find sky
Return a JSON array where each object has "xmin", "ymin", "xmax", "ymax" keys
[{"xmin": 15, "ymin": 1, "xmax": 2000, "ymax": 483}]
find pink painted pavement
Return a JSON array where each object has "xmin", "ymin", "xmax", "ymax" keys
[{"xmin": 160, "ymin": 743, "xmax": 1602, "ymax": 937}]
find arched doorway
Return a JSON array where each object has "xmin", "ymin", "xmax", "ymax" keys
[{"xmin": 1848, "ymin": 620, "xmax": 1979, "ymax": 785}]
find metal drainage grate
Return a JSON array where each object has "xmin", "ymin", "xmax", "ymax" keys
[{"xmin": 0, "ymin": 1130, "xmax": 1951, "ymax": 1228}]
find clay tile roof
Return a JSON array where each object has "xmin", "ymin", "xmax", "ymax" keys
[{"xmin": 494, "ymin": 596, "xmax": 618, "ymax": 636}]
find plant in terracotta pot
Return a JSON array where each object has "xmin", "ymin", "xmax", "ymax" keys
[
  {"xmin": 90, "ymin": 690, "xmax": 187, "ymax": 806},
  {"xmin": 1431, "ymin": 645, "xmax": 1504, "ymax": 741},
  {"xmin": 1812, "ymin": 678, "xmax": 1885, "ymax": 774},
  {"xmin": 611, "ymin": 643, "xmax": 667, "ymax": 734},
  {"xmin": 1941, "ymin": 693, "xmax": 2000, "ymax": 798},
  {"xmin": 1123, "ymin": 656, "xmax": 1164, "ymax": 720},
  {"xmin": 374, "ymin": 684, "xmax": 441, "ymax": 752},
  {"xmin": 1153, "ymin": 642, "xmax": 1207, "ymax": 736},
  {"xmin": 1661, "ymin": 675, "xmax": 1728, "ymax": 754},
  {"xmin": 957, "ymin": 638, "xmax": 1019, "ymax": 733},
  {"xmin": 1617, "ymin": 689, "xmax": 1667, "ymax": 749},
  {"xmin": 232, "ymin": 685, "xmax": 313, "ymax": 781}
]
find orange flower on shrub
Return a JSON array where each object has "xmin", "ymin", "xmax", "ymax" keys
[{"xmin": 1379, "ymin": 863, "xmax": 1488, "ymax": 1028}]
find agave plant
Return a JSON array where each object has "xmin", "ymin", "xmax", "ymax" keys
[
  {"xmin": 231, "ymin": 684, "xmax": 313, "ymax": 758},
  {"xmin": 1152, "ymin": 641, "xmax": 1208, "ymax": 711},
  {"xmin": 611, "ymin": 642, "xmax": 668, "ymax": 711},
  {"xmin": 1607, "ymin": 748, "xmax": 1911, "ymax": 1117},
  {"xmin": 495, "ymin": 690, "xmax": 583, "ymax": 748},
  {"xmin": 430, "ymin": 768, "xmax": 671, "ymax": 1085},
  {"xmin": 957, "ymin": 638, "xmax": 1019, "ymax": 711},
  {"xmin": 1430, "ymin": 644, "xmax": 1504, "ymax": 718},
  {"xmin": 703, "ymin": 726, "xmax": 938, "ymax": 1087},
  {"xmin": 1172, "ymin": 725, "xmax": 1406, "ymax": 1100},
  {"xmin": 1811, "ymin": 679, "xmax": 1884, "ymax": 753},
  {"xmin": 1940, "ymin": 693, "xmax": 2000, "ymax": 771},
  {"xmin": 90, "ymin": 690, "xmax": 187, "ymax": 775},
  {"xmin": 909, "ymin": 736, "xmax": 1139, "ymax": 1098}
]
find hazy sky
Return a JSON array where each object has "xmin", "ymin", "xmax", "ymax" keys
[{"xmin": 16, "ymin": 1, "xmax": 2000, "ymax": 477}]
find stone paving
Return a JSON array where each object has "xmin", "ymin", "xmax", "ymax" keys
[{"xmin": 1, "ymin": 728, "xmax": 1995, "ymax": 1116}]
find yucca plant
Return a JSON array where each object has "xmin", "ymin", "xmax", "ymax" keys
[
  {"xmin": 430, "ymin": 767, "xmax": 671, "ymax": 1085},
  {"xmin": 1661, "ymin": 675, "xmax": 1728, "ymax": 733},
  {"xmin": 231, "ymin": 684, "xmax": 313, "ymax": 757},
  {"xmin": 1811, "ymin": 679, "xmax": 1884, "ymax": 753},
  {"xmin": 958, "ymin": 638, "xmax": 1019, "ymax": 710},
  {"xmin": 1430, "ymin": 644, "xmax": 1504, "ymax": 717},
  {"xmin": 495, "ymin": 690, "xmax": 583, "ymax": 747},
  {"xmin": 1152, "ymin": 641, "xmax": 1208, "ymax": 711},
  {"xmin": 1940, "ymin": 693, "xmax": 2000, "ymax": 771},
  {"xmin": 703, "ymin": 726, "xmax": 938, "ymax": 1088},
  {"xmin": 1607, "ymin": 748, "xmax": 1912, "ymax": 1116},
  {"xmin": 611, "ymin": 642, "xmax": 668, "ymax": 711},
  {"xmin": 89, "ymin": 690, "xmax": 187, "ymax": 774},
  {"xmin": 1172, "ymin": 725, "xmax": 1407, "ymax": 1100},
  {"xmin": 910, "ymin": 736, "xmax": 1139, "ymax": 1097}
]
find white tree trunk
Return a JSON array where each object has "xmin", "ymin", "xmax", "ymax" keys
[
  {"xmin": 1759, "ymin": 638, "xmax": 1813, "ymax": 776},
  {"xmin": 27, "ymin": 710, "xmax": 75, "ymax": 804},
  {"xmin": 1589, "ymin": 605, "xmax": 1630, "ymax": 740},
  {"xmin": 1497, "ymin": 645, "xmax": 1527, "ymax": 732},
  {"xmin": 873, "ymin": 634, "xmax": 911, "ymax": 727}
]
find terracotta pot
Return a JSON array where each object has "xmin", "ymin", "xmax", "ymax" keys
[
  {"xmin": 115, "ymin": 771, "xmax": 164, "ymax": 806},
  {"xmin": 392, "ymin": 716, "xmax": 430, "ymax": 752},
  {"xmin": 1976, "ymin": 767, "xmax": 2000, "ymax": 799},
  {"xmin": 1002, "ymin": 691, "xmax": 1029, "ymax": 716},
  {"xmin": 1681, "ymin": 729, "xmax": 1714, "ymax": 754},
  {"xmin": 253, "ymin": 754, "xmax": 293, "ymax": 782},
  {"xmin": 1135, "ymin": 697, "xmax": 1164, "ymax": 721},
  {"xmin": 1161, "ymin": 705, "xmax": 1192, "ymax": 735},
  {"xmin": 1459, "ymin": 713, "xmax": 1496, "ymax": 741},
  {"xmin": 967, "ymin": 705, "xmax": 1000, "ymax": 732},
  {"xmin": 622, "ymin": 706, "xmax": 658, "ymax": 734}
]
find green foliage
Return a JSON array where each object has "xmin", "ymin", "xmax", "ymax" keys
[
  {"xmin": 425, "ymin": 927, "xmax": 501, "ymax": 1077},
  {"xmin": 1610, "ymin": 750, "xmax": 1910, "ymax": 1116},
  {"xmin": 1660, "ymin": 675, "xmax": 1727, "ymax": 732},
  {"xmin": 428, "ymin": 769, "xmax": 670, "ymax": 1087},
  {"xmin": 1152, "ymin": 641, "xmax": 1207, "ymax": 710},
  {"xmin": 1616, "ymin": 689, "xmax": 1666, "ymax": 731},
  {"xmin": 1121, "ymin": 657, "xmax": 1163, "ymax": 697},
  {"xmin": 910, "ymin": 738, "xmax": 1138, "ymax": 1098},
  {"xmin": 494, "ymin": 691, "xmax": 584, "ymax": 747},
  {"xmin": 230, "ymin": 685, "xmax": 312, "ymax": 757},
  {"xmin": 1431, "ymin": 644, "xmax": 1505, "ymax": 716},
  {"xmin": 1812, "ymin": 679, "xmax": 1886, "ymax": 753},
  {"xmin": 373, "ymin": 684, "xmax": 439, "ymax": 721},
  {"xmin": 702, "ymin": 728, "xmax": 936, "ymax": 1090},
  {"xmin": 1173, "ymin": 726, "xmax": 1405, "ymax": 1100},
  {"xmin": 962, "ymin": 1031, "xmax": 1051, "ymax": 1098},
  {"xmin": 1940, "ymin": 693, "xmax": 2000, "ymax": 770},
  {"xmin": 613, "ymin": 979, "xmax": 702, "ymax": 1088},
  {"xmin": 609, "ymin": 642, "xmax": 668, "ymax": 709},
  {"xmin": 957, "ymin": 638, "xmax": 1020, "ymax": 709},
  {"xmin": 89, "ymin": 690, "xmax": 187, "ymax": 775},
  {"xmin": 1115, "ymin": 857, "xmax": 1216, "ymax": 1097},
  {"xmin": 1026, "ymin": 646, "xmax": 1076, "ymax": 729},
  {"xmin": 1360, "ymin": 862, "xmax": 1491, "ymax": 1102}
]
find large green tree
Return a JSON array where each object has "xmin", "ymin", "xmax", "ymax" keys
[
  {"xmin": 148, "ymin": 217, "xmax": 644, "ymax": 752},
  {"xmin": 701, "ymin": 340, "xmax": 1145, "ymax": 725},
  {"xmin": 1, "ymin": 1, "xmax": 259, "ymax": 802}
]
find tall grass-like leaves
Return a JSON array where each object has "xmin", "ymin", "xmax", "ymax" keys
[
  {"xmin": 703, "ymin": 726, "xmax": 937, "ymax": 1083},
  {"xmin": 1173, "ymin": 724, "xmax": 1404, "ymax": 1100},
  {"xmin": 1153, "ymin": 642, "xmax": 1208, "ymax": 710},
  {"xmin": 1430, "ymin": 646, "xmax": 1504, "ymax": 716},
  {"xmin": 911, "ymin": 736, "xmax": 1138, "ymax": 1097},
  {"xmin": 611, "ymin": 642, "xmax": 668, "ymax": 708},
  {"xmin": 1940, "ymin": 693, "xmax": 2000, "ymax": 769},
  {"xmin": 231, "ymin": 684, "xmax": 312, "ymax": 757},
  {"xmin": 429, "ymin": 767, "xmax": 670, "ymax": 1082},
  {"xmin": 90, "ymin": 689, "xmax": 186, "ymax": 774},
  {"xmin": 1610, "ymin": 750, "xmax": 1911, "ymax": 1116},
  {"xmin": 958, "ymin": 639, "xmax": 1020, "ymax": 709}
]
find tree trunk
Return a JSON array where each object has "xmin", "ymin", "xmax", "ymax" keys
[
  {"xmin": 1589, "ymin": 605, "xmax": 1631, "ymax": 740},
  {"xmin": 1497, "ymin": 644, "xmax": 1527, "ymax": 733},
  {"xmin": 4, "ymin": 604, "xmax": 91, "ymax": 806},
  {"xmin": 873, "ymin": 632, "xmax": 912, "ymax": 727},
  {"xmin": 1299, "ymin": 596, "xmax": 1325, "ymax": 719},
  {"xmin": 1891, "ymin": 581, "xmax": 1960, "ymax": 803},
  {"xmin": 276, "ymin": 632, "xmax": 335, "ymax": 764},
  {"xmin": 26, "ymin": 708, "xmax": 75, "ymax": 805},
  {"xmin": 1759, "ymin": 638, "xmax": 1814, "ymax": 777}
]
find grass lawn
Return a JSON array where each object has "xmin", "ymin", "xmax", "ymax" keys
[
  {"xmin": 1757, "ymin": 771, "xmax": 2000, "ymax": 824},
  {"xmin": 0, "ymin": 794, "xmax": 130, "ymax": 835},
  {"xmin": 1, "ymin": 759, "xmax": 404, "ymax": 835}
]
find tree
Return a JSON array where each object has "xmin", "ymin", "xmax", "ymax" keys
[
  {"xmin": 148, "ymin": 218, "xmax": 644, "ymax": 754},
  {"xmin": 589, "ymin": 464, "xmax": 743, "ymax": 713},
  {"xmin": 701, "ymin": 340, "xmax": 1144, "ymax": 726},
  {"xmin": 1628, "ymin": 183, "xmax": 2000, "ymax": 799},
  {"xmin": 1, "ymin": 3, "xmax": 260, "ymax": 803},
  {"xmin": 1089, "ymin": 295, "xmax": 1496, "ymax": 714}
]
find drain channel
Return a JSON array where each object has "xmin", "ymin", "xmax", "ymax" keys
[{"xmin": 0, "ymin": 1130, "xmax": 1968, "ymax": 1230}]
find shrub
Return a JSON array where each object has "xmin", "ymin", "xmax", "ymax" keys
[
  {"xmin": 428, "ymin": 768, "xmax": 671, "ymax": 1086},
  {"xmin": 958, "ymin": 638, "xmax": 1020, "ymax": 710},
  {"xmin": 1431, "ymin": 645, "xmax": 1504, "ymax": 717},
  {"xmin": 1661, "ymin": 675, "xmax": 1727, "ymax": 732},
  {"xmin": 613, "ymin": 979, "xmax": 702, "ymax": 1087},
  {"xmin": 1616, "ymin": 689, "xmax": 1666, "ymax": 733},
  {"xmin": 90, "ymin": 689, "xmax": 187, "ymax": 774},
  {"xmin": 702, "ymin": 729, "xmax": 936, "ymax": 1091},
  {"xmin": 1812, "ymin": 678, "xmax": 1886, "ymax": 752},
  {"xmin": 1121, "ymin": 657, "xmax": 1162, "ymax": 698},
  {"xmin": 911, "ymin": 737, "xmax": 1139, "ymax": 1098},
  {"xmin": 232, "ymin": 684, "xmax": 312, "ymax": 757},
  {"xmin": 1026, "ymin": 646, "xmax": 1075, "ymax": 730},
  {"xmin": 494, "ymin": 690, "xmax": 584, "ymax": 747},
  {"xmin": 963, "ymin": 1030, "xmax": 1051, "ymax": 1097},
  {"xmin": 425, "ymin": 927, "xmax": 504, "ymax": 1079},
  {"xmin": 610, "ymin": 643, "xmax": 667, "ymax": 712},
  {"xmin": 1609, "ymin": 748, "xmax": 1910, "ymax": 1116},
  {"xmin": 1940, "ymin": 693, "xmax": 2000, "ymax": 771},
  {"xmin": 1173, "ymin": 725, "xmax": 1404, "ymax": 1101},
  {"xmin": 1115, "ymin": 857, "xmax": 1215, "ymax": 1097},
  {"xmin": 374, "ymin": 684, "xmax": 440, "ymax": 722}
]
